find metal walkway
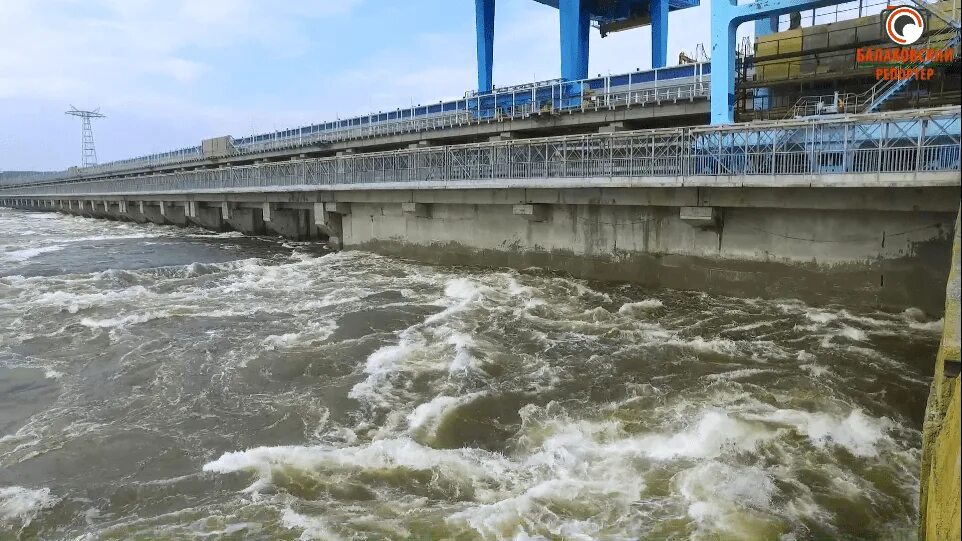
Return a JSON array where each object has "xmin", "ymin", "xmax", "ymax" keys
[
  {"xmin": 4, "ymin": 66, "xmax": 710, "ymax": 187},
  {"xmin": 2, "ymin": 107, "xmax": 957, "ymax": 198}
]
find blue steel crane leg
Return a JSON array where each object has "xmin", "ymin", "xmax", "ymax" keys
[
  {"xmin": 476, "ymin": 0, "xmax": 495, "ymax": 92},
  {"xmin": 650, "ymin": 0, "xmax": 669, "ymax": 69},
  {"xmin": 711, "ymin": 0, "xmax": 848, "ymax": 124},
  {"xmin": 560, "ymin": 0, "xmax": 590, "ymax": 81},
  {"xmin": 753, "ymin": 16, "xmax": 777, "ymax": 111}
]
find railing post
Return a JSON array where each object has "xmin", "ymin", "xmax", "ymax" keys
[{"xmin": 917, "ymin": 118, "xmax": 926, "ymax": 173}]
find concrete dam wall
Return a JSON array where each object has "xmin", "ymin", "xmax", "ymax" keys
[{"xmin": 6, "ymin": 182, "xmax": 959, "ymax": 315}]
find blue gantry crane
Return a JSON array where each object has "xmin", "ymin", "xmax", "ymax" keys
[{"xmin": 474, "ymin": 0, "xmax": 701, "ymax": 92}]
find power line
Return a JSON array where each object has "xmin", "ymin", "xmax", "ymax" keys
[{"xmin": 65, "ymin": 106, "xmax": 106, "ymax": 168}]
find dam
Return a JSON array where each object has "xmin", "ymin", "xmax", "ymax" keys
[
  {"xmin": 3, "ymin": 107, "xmax": 961, "ymax": 314},
  {"xmin": 1, "ymin": 0, "xmax": 960, "ymax": 538}
]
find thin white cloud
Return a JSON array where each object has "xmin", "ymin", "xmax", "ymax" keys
[{"xmin": 0, "ymin": 0, "xmax": 722, "ymax": 170}]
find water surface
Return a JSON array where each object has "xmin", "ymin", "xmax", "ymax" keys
[{"xmin": 0, "ymin": 209, "xmax": 940, "ymax": 540}]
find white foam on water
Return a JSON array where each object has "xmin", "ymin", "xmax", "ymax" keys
[
  {"xmin": 675, "ymin": 462, "xmax": 781, "ymax": 539},
  {"xmin": 281, "ymin": 508, "xmax": 343, "ymax": 541},
  {"xmin": 262, "ymin": 333, "xmax": 302, "ymax": 350},
  {"xmin": 837, "ymin": 326, "xmax": 867, "ymax": 341},
  {"xmin": 747, "ymin": 408, "xmax": 893, "ymax": 457},
  {"xmin": 203, "ymin": 436, "xmax": 512, "ymax": 489},
  {"xmin": 31, "ymin": 286, "xmax": 153, "ymax": 313},
  {"xmin": 58, "ymin": 233, "xmax": 159, "ymax": 243},
  {"xmin": 406, "ymin": 392, "xmax": 488, "ymax": 440},
  {"xmin": 804, "ymin": 310, "xmax": 838, "ymax": 324},
  {"xmin": 348, "ymin": 336, "xmax": 422, "ymax": 407},
  {"xmin": 3, "ymin": 245, "xmax": 65, "ymax": 262},
  {"xmin": 799, "ymin": 363, "xmax": 830, "ymax": 378},
  {"xmin": 80, "ymin": 312, "xmax": 156, "ymax": 329},
  {"xmin": 447, "ymin": 332, "xmax": 480, "ymax": 373},
  {"xmin": 262, "ymin": 319, "xmax": 337, "ymax": 350},
  {"xmin": 706, "ymin": 368, "xmax": 773, "ymax": 381},
  {"xmin": 908, "ymin": 318, "xmax": 943, "ymax": 332},
  {"xmin": 634, "ymin": 410, "xmax": 773, "ymax": 460},
  {"xmin": 617, "ymin": 298, "xmax": 663, "ymax": 316},
  {"xmin": 0, "ymin": 486, "xmax": 60, "ymax": 526},
  {"xmin": 448, "ymin": 477, "xmax": 632, "ymax": 541}
]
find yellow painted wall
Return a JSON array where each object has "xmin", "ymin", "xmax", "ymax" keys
[{"xmin": 919, "ymin": 207, "xmax": 961, "ymax": 541}]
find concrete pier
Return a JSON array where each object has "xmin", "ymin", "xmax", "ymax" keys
[
  {"xmin": 919, "ymin": 208, "xmax": 961, "ymax": 540},
  {"xmin": 4, "ymin": 183, "xmax": 959, "ymax": 314}
]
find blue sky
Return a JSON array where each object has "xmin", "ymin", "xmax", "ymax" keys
[{"xmin": 0, "ymin": 0, "xmax": 726, "ymax": 171}]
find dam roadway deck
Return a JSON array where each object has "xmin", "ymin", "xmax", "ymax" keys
[{"xmin": 4, "ymin": 107, "xmax": 961, "ymax": 314}]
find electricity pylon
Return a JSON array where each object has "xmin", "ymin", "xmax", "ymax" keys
[{"xmin": 65, "ymin": 106, "xmax": 106, "ymax": 167}]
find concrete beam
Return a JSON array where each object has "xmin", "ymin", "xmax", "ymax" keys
[
  {"xmin": 402, "ymin": 202, "xmax": 431, "ymax": 218},
  {"xmin": 324, "ymin": 202, "xmax": 351, "ymax": 215},
  {"xmin": 513, "ymin": 203, "xmax": 549, "ymax": 222},
  {"xmin": 598, "ymin": 122, "xmax": 628, "ymax": 134},
  {"xmin": 680, "ymin": 206, "xmax": 720, "ymax": 228}
]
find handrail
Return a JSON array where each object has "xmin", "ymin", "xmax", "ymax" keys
[
  {"xmin": 788, "ymin": 21, "xmax": 960, "ymax": 118},
  {"xmin": 3, "ymin": 74, "xmax": 711, "ymax": 187},
  {"xmin": 2, "ymin": 107, "xmax": 957, "ymax": 197},
  {"xmin": 3, "ymin": 64, "xmax": 710, "ymax": 186}
]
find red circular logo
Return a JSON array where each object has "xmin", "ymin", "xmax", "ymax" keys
[{"xmin": 885, "ymin": 6, "xmax": 925, "ymax": 45}]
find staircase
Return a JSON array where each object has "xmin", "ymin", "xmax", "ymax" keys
[
  {"xmin": 862, "ymin": 30, "xmax": 961, "ymax": 113},
  {"xmin": 788, "ymin": 0, "xmax": 960, "ymax": 118}
]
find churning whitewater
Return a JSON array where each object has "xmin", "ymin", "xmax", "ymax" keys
[{"xmin": 0, "ymin": 208, "xmax": 941, "ymax": 540}]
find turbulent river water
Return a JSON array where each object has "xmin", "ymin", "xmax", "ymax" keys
[{"xmin": 0, "ymin": 208, "xmax": 943, "ymax": 540}]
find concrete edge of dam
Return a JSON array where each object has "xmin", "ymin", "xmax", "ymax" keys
[
  {"xmin": 919, "ymin": 207, "xmax": 962, "ymax": 541},
  {"xmin": 4, "ymin": 183, "xmax": 960, "ymax": 316}
]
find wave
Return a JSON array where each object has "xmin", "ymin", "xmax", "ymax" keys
[{"xmin": 0, "ymin": 486, "xmax": 60, "ymax": 527}]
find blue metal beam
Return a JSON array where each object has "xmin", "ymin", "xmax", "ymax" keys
[
  {"xmin": 650, "ymin": 0, "xmax": 669, "ymax": 68},
  {"xmin": 711, "ymin": 0, "xmax": 847, "ymax": 124},
  {"xmin": 476, "ymin": 0, "xmax": 496, "ymax": 92},
  {"xmin": 560, "ymin": 0, "xmax": 590, "ymax": 80},
  {"xmin": 753, "ymin": 16, "xmax": 777, "ymax": 112}
]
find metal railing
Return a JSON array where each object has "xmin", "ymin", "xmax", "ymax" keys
[
  {"xmin": 2, "ymin": 107, "xmax": 957, "ymax": 197},
  {"xmin": 231, "ymin": 80, "xmax": 710, "ymax": 156},
  {"xmin": 3, "ymin": 65, "xmax": 710, "ymax": 187},
  {"xmin": 788, "ymin": 6, "xmax": 961, "ymax": 118}
]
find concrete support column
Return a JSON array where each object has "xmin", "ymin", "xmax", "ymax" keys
[
  {"xmin": 225, "ymin": 207, "xmax": 266, "ymax": 236},
  {"xmin": 142, "ymin": 203, "xmax": 166, "ymax": 225},
  {"xmin": 475, "ymin": 0, "xmax": 495, "ymax": 93},
  {"xmin": 264, "ymin": 205, "xmax": 315, "ymax": 239},
  {"xmin": 560, "ymin": 0, "xmax": 590, "ymax": 82},
  {"xmin": 402, "ymin": 202, "xmax": 431, "ymax": 218},
  {"xmin": 187, "ymin": 202, "xmax": 225, "ymax": 231},
  {"xmin": 314, "ymin": 202, "xmax": 350, "ymax": 249},
  {"xmin": 262, "ymin": 202, "xmax": 273, "ymax": 222},
  {"xmin": 221, "ymin": 202, "xmax": 233, "ymax": 220},
  {"xmin": 650, "ymin": 0, "xmax": 669, "ymax": 69}
]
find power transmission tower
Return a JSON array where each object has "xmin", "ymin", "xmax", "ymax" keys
[{"xmin": 65, "ymin": 106, "xmax": 106, "ymax": 167}]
